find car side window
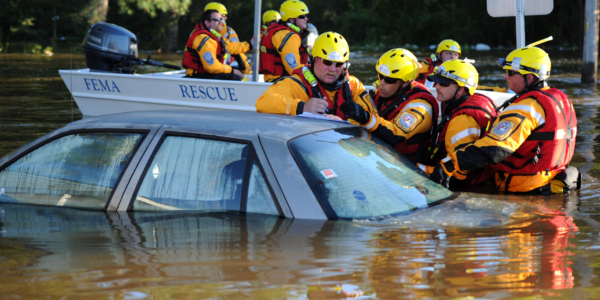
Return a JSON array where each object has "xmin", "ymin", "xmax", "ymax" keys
[
  {"xmin": 246, "ymin": 160, "xmax": 279, "ymax": 215},
  {"xmin": 0, "ymin": 132, "xmax": 144, "ymax": 209},
  {"xmin": 133, "ymin": 136, "xmax": 278, "ymax": 215}
]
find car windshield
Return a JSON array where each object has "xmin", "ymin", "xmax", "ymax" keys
[{"xmin": 289, "ymin": 128, "xmax": 455, "ymax": 219}]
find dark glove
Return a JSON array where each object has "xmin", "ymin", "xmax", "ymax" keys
[
  {"xmin": 430, "ymin": 157, "xmax": 455, "ymax": 189},
  {"xmin": 339, "ymin": 101, "xmax": 370, "ymax": 125}
]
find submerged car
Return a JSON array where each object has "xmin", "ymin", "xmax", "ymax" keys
[{"xmin": 0, "ymin": 110, "xmax": 453, "ymax": 219}]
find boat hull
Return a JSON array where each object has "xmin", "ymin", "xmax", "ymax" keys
[
  {"xmin": 59, "ymin": 69, "xmax": 271, "ymax": 116},
  {"xmin": 59, "ymin": 69, "xmax": 514, "ymax": 117}
]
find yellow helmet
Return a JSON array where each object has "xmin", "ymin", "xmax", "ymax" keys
[
  {"xmin": 375, "ymin": 48, "xmax": 420, "ymax": 81},
  {"xmin": 204, "ymin": 2, "xmax": 227, "ymax": 15},
  {"xmin": 311, "ymin": 32, "xmax": 349, "ymax": 62},
  {"xmin": 263, "ymin": 10, "xmax": 281, "ymax": 24},
  {"xmin": 429, "ymin": 59, "xmax": 479, "ymax": 95},
  {"xmin": 498, "ymin": 46, "xmax": 551, "ymax": 80},
  {"xmin": 436, "ymin": 39, "xmax": 461, "ymax": 57},
  {"xmin": 280, "ymin": 0, "xmax": 309, "ymax": 21}
]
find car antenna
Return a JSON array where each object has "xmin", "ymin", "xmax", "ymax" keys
[{"xmin": 526, "ymin": 36, "xmax": 553, "ymax": 48}]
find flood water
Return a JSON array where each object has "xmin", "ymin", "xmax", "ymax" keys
[{"xmin": 2, "ymin": 51, "xmax": 600, "ymax": 299}]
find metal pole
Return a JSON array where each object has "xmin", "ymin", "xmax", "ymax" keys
[
  {"xmin": 251, "ymin": 0, "xmax": 262, "ymax": 82},
  {"xmin": 515, "ymin": 0, "xmax": 526, "ymax": 48},
  {"xmin": 582, "ymin": 0, "xmax": 599, "ymax": 85}
]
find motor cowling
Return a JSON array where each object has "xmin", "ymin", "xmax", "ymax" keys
[{"xmin": 82, "ymin": 22, "xmax": 138, "ymax": 73}]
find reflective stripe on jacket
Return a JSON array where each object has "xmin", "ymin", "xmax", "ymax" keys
[
  {"xmin": 259, "ymin": 22, "xmax": 308, "ymax": 79},
  {"xmin": 451, "ymin": 86, "xmax": 578, "ymax": 192},
  {"xmin": 255, "ymin": 68, "xmax": 375, "ymax": 119},
  {"xmin": 427, "ymin": 93, "xmax": 497, "ymax": 164},
  {"xmin": 182, "ymin": 24, "xmax": 227, "ymax": 74},
  {"xmin": 368, "ymin": 81, "xmax": 438, "ymax": 162},
  {"xmin": 492, "ymin": 87, "xmax": 577, "ymax": 189}
]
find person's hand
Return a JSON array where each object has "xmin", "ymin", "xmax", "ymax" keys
[
  {"xmin": 429, "ymin": 157, "xmax": 455, "ymax": 189},
  {"xmin": 233, "ymin": 68, "xmax": 243, "ymax": 76},
  {"xmin": 325, "ymin": 114, "xmax": 343, "ymax": 121},
  {"xmin": 339, "ymin": 101, "xmax": 370, "ymax": 124},
  {"xmin": 304, "ymin": 98, "xmax": 328, "ymax": 114}
]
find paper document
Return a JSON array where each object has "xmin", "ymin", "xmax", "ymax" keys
[{"xmin": 296, "ymin": 112, "xmax": 350, "ymax": 124}]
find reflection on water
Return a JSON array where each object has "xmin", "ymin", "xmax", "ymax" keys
[
  {"xmin": 2, "ymin": 51, "xmax": 600, "ymax": 298},
  {"xmin": 0, "ymin": 203, "xmax": 593, "ymax": 299}
]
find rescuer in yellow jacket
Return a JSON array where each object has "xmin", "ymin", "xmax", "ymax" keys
[
  {"xmin": 182, "ymin": 9, "xmax": 243, "ymax": 80},
  {"xmin": 416, "ymin": 40, "xmax": 461, "ymax": 88},
  {"xmin": 430, "ymin": 43, "xmax": 580, "ymax": 194},
  {"xmin": 261, "ymin": 10, "xmax": 281, "ymax": 36},
  {"xmin": 256, "ymin": 32, "xmax": 376, "ymax": 120},
  {"xmin": 419, "ymin": 59, "xmax": 498, "ymax": 186},
  {"xmin": 341, "ymin": 48, "xmax": 438, "ymax": 163},
  {"xmin": 259, "ymin": 0, "xmax": 310, "ymax": 82},
  {"xmin": 205, "ymin": 2, "xmax": 253, "ymax": 74},
  {"xmin": 416, "ymin": 39, "xmax": 506, "ymax": 93}
]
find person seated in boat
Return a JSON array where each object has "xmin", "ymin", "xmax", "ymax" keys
[
  {"xmin": 182, "ymin": 9, "xmax": 243, "ymax": 81},
  {"xmin": 342, "ymin": 48, "xmax": 439, "ymax": 163},
  {"xmin": 259, "ymin": 0, "xmax": 311, "ymax": 82},
  {"xmin": 418, "ymin": 59, "xmax": 498, "ymax": 188},
  {"xmin": 256, "ymin": 32, "xmax": 376, "ymax": 121},
  {"xmin": 416, "ymin": 39, "xmax": 461, "ymax": 88},
  {"xmin": 261, "ymin": 10, "xmax": 281, "ymax": 36},
  {"xmin": 204, "ymin": 2, "xmax": 253, "ymax": 74},
  {"xmin": 416, "ymin": 39, "xmax": 507, "ymax": 93},
  {"xmin": 430, "ymin": 45, "xmax": 580, "ymax": 194}
]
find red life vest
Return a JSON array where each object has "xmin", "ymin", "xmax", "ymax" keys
[
  {"xmin": 373, "ymin": 81, "xmax": 438, "ymax": 161},
  {"xmin": 415, "ymin": 57, "xmax": 440, "ymax": 85},
  {"xmin": 426, "ymin": 93, "xmax": 498, "ymax": 164},
  {"xmin": 182, "ymin": 24, "xmax": 226, "ymax": 73},
  {"xmin": 290, "ymin": 67, "xmax": 353, "ymax": 120},
  {"xmin": 493, "ymin": 87, "xmax": 577, "ymax": 176},
  {"xmin": 259, "ymin": 22, "xmax": 308, "ymax": 77}
]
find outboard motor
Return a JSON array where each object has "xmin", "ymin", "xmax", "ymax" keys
[
  {"xmin": 82, "ymin": 22, "xmax": 180, "ymax": 73},
  {"xmin": 82, "ymin": 22, "xmax": 138, "ymax": 73}
]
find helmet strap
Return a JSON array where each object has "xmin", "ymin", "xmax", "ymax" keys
[
  {"xmin": 387, "ymin": 80, "xmax": 411, "ymax": 100},
  {"xmin": 522, "ymin": 74, "xmax": 544, "ymax": 93}
]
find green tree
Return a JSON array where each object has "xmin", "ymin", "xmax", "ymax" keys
[{"xmin": 117, "ymin": 0, "xmax": 191, "ymax": 52}]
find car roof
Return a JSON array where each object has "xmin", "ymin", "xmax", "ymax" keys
[{"xmin": 69, "ymin": 110, "xmax": 355, "ymax": 140}]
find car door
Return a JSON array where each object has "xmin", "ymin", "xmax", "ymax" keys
[{"xmin": 116, "ymin": 125, "xmax": 292, "ymax": 217}]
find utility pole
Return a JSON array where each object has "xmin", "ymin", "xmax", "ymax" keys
[{"xmin": 582, "ymin": 0, "xmax": 599, "ymax": 85}]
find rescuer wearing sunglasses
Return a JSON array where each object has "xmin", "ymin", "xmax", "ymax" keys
[
  {"xmin": 260, "ymin": 0, "xmax": 311, "ymax": 82},
  {"xmin": 339, "ymin": 49, "xmax": 438, "ymax": 163},
  {"xmin": 204, "ymin": 2, "xmax": 254, "ymax": 74},
  {"xmin": 430, "ymin": 44, "xmax": 580, "ymax": 194},
  {"xmin": 417, "ymin": 59, "xmax": 498, "ymax": 187},
  {"xmin": 256, "ymin": 32, "xmax": 376, "ymax": 121},
  {"xmin": 182, "ymin": 9, "xmax": 244, "ymax": 80}
]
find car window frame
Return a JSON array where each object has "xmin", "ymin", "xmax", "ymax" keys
[
  {"xmin": 0, "ymin": 123, "xmax": 160, "ymax": 210},
  {"xmin": 120, "ymin": 128, "xmax": 283, "ymax": 216}
]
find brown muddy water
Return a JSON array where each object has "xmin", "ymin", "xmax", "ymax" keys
[{"xmin": 1, "ymin": 51, "xmax": 600, "ymax": 299}]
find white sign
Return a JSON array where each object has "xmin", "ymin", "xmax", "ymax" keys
[{"xmin": 487, "ymin": 0, "xmax": 553, "ymax": 17}]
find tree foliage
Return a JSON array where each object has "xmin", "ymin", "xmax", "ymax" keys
[{"xmin": 0, "ymin": 0, "xmax": 588, "ymax": 53}]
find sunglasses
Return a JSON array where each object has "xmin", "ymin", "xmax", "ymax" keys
[
  {"xmin": 297, "ymin": 15, "xmax": 308, "ymax": 19},
  {"xmin": 209, "ymin": 17, "xmax": 223, "ymax": 22},
  {"xmin": 378, "ymin": 73, "xmax": 400, "ymax": 85},
  {"xmin": 506, "ymin": 70, "xmax": 521, "ymax": 77},
  {"xmin": 322, "ymin": 59, "xmax": 345, "ymax": 68},
  {"xmin": 435, "ymin": 81, "xmax": 452, "ymax": 87}
]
